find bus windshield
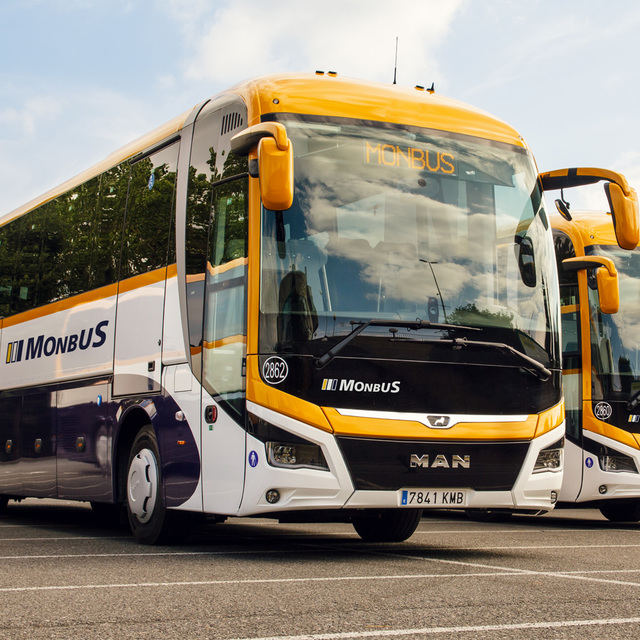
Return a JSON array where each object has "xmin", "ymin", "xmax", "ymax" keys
[
  {"xmin": 260, "ymin": 115, "xmax": 559, "ymax": 367},
  {"xmin": 589, "ymin": 245, "xmax": 640, "ymax": 400}
]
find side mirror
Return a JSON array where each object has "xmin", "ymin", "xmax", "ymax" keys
[
  {"xmin": 230, "ymin": 122, "xmax": 294, "ymax": 211},
  {"xmin": 516, "ymin": 236, "xmax": 536, "ymax": 287},
  {"xmin": 562, "ymin": 255, "xmax": 619, "ymax": 314},
  {"xmin": 604, "ymin": 181, "xmax": 639, "ymax": 250},
  {"xmin": 539, "ymin": 167, "xmax": 639, "ymax": 250}
]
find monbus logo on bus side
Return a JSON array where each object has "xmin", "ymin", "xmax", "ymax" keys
[
  {"xmin": 5, "ymin": 320, "xmax": 109, "ymax": 364},
  {"xmin": 409, "ymin": 454, "xmax": 471, "ymax": 469},
  {"xmin": 321, "ymin": 378, "xmax": 401, "ymax": 393}
]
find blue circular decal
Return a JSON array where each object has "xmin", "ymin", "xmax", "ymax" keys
[
  {"xmin": 585, "ymin": 457, "xmax": 594, "ymax": 468},
  {"xmin": 248, "ymin": 450, "xmax": 259, "ymax": 468}
]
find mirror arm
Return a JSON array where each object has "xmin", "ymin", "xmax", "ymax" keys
[
  {"xmin": 230, "ymin": 122, "xmax": 290, "ymax": 155},
  {"xmin": 562, "ymin": 255, "xmax": 617, "ymax": 277},
  {"xmin": 539, "ymin": 167, "xmax": 632, "ymax": 196}
]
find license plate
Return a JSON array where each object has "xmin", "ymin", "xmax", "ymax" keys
[{"xmin": 399, "ymin": 489, "xmax": 468, "ymax": 507}]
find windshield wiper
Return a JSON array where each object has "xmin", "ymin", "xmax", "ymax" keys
[
  {"xmin": 627, "ymin": 389, "xmax": 640, "ymax": 412},
  {"xmin": 449, "ymin": 337, "xmax": 552, "ymax": 381},
  {"xmin": 314, "ymin": 319, "xmax": 480, "ymax": 369}
]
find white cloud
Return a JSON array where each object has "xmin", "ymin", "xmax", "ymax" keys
[
  {"xmin": 167, "ymin": 0, "xmax": 465, "ymax": 89},
  {"xmin": 0, "ymin": 87, "xmax": 150, "ymax": 215}
]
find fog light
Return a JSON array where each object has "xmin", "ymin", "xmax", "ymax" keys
[
  {"xmin": 599, "ymin": 484, "xmax": 608, "ymax": 495},
  {"xmin": 265, "ymin": 489, "xmax": 280, "ymax": 504},
  {"xmin": 534, "ymin": 441, "xmax": 563, "ymax": 473},
  {"xmin": 266, "ymin": 442, "xmax": 328, "ymax": 471},
  {"xmin": 550, "ymin": 491, "xmax": 558, "ymax": 504}
]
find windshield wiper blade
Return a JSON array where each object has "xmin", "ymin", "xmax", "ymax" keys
[
  {"xmin": 313, "ymin": 319, "xmax": 480, "ymax": 369},
  {"xmin": 451, "ymin": 337, "xmax": 552, "ymax": 381}
]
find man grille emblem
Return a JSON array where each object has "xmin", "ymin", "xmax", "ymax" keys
[{"xmin": 427, "ymin": 415, "xmax": 450, "ymax": 428}]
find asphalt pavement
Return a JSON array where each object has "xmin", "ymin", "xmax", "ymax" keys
[{"xmin": 0, "ymin": 499, "xmax": 639, "ymax": 639}]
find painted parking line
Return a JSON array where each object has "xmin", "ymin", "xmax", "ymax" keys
[
  {"xmin": 225, "ymin": 616, "xmax": 640, "ymax": 640},
  {"xmin": 0, "ymin": 548, "xmax": 332, "ymax": 561},
  {"xmin": 0, "ymin": 536, "xmax": 129, "ymax": 542},
  {"xmin": 357, "ymin": 549, "xmax": 640, "ymax": 588},
  {"xmin": 0, "ymin": 571, "xmax": 526, "ymax": 593}
]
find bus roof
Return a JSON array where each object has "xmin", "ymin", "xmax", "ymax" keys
[
  {"xmin": 3, "ymin": 73, "xmax": 527, "ymax": 226},
  {"xmin": 234, "ymin": 73, "xmax": 525, "ymax": 148}
]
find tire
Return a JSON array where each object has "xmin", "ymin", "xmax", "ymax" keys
[
  {"xmin": 599, "ymin": 501, "xmax": 640, "ymax": 523},
  {"xmin": 466, "ymin": 509, "xmax": 513, "ymax": 523},
  {"xmin": 0, "ymin": 496, "xmax": 8, "ymax": 514},
  {"xmin": 352, "ymin": 509, "xmax": 422, "ymax": 542},
  {"xmin": 125, "ymin": 425, "xmax": 175, "ymax": 544}
]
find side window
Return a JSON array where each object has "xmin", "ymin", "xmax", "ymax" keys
[
  {"xmin": 41, "ymin": 177, "xmax": 100, "ymax": 306},
  {"xmin": 0, "ymin": 167, "xmax": 124, "ymax": 317},
  {"xmin": 121, "ymin": 143, "xmax": 178, "ymax": 280},
  {"xmin": 11, "ymin": 211, "xmax": 45, "ymax": 313},
  {"xmin": 93, "ymin": 163, "xmax": 129, "ymax": 289},
  {"xmin": 202, "ymin": 177, "xmax": 248, "ymax": 422},
  {"xmin": 0, "ymin": 225, "xmax": 12, "ymax": 316},
  {"xmin": 65, "ymin": 177, "xmax": 100, "ymax": 296},
  {"xmin": 186, "ymin": 113, "xmax": 220, "ymax": 364}
]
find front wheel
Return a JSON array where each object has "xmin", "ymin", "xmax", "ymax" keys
[
  {"xmin": 599, "ymin": 501, "xmax": 640, "ymax": 523},
  {"xmin": 126, "ymin": 425, "xmax": 174, "ymax": 544},
  {"xmin": 352, "ymin": 509, "xmax": 422, "ymax": 542}
]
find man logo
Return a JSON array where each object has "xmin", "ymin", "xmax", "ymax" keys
[
  {"xmin": 409, "ymin": 454, "xmax": 470, "ymax": 469},
  {"xmin": 427, "ymin": 415, "xmax": 450, "ymax": 428}
]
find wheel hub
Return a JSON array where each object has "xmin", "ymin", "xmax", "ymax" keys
[{"xmin": 127, "ymin": 448, "xmax": 158, "ymax": 523}]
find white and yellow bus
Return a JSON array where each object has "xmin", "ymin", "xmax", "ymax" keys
[
  {"xmin": 0, "ymin": 73, "xmax": 598, "ymax": 543},
  {"xmin": 549, "ymin": 171, "xmax": 640, "ymax": 521}
]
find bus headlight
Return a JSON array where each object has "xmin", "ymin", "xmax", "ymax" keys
[
  {"xmin": 267, "ymin": 442, "xmax": 329, "ymax": 470},
  {"xmin": 599, "ymin": 449, "xmax": 638, "ymax": 473},
  {"xmin": 247, "ymin": 412, "xmax": 329, "ymax": 471},
  {"xmin": 533, "ymin": 439, "xmax": 563, "ymax": 473}
]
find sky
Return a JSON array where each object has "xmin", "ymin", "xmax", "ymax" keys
[{"xmin": 1, "ymin": 0, "xmax": 640, "ymax": 215}]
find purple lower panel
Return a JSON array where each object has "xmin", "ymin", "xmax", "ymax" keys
[
  {"xmin": 151, "ymin": 395, "xmax": 200, "ymax": 508},
  {"xmin": 117, "ymin": 390, "xmax": 200, "ymax": 508},
  {"xmin": 0, "ymin": 376, "xmax": 200, "ymax": 507}
]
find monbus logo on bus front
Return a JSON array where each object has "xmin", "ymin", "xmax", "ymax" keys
[{"xmin": 321, "ymin": 378, "xmax": 401, "ymax": 393}]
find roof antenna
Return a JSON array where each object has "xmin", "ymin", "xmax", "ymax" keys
[{"xmin": 393, "ymin": 37, "xmax": 399, "ymax": 85}]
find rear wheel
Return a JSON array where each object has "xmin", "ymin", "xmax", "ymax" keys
[
  {"xmin": 125, "ymin": 425, "xmax": 175, "ymax": 544},
  {"xmin": 352, "ymin": 509, "xmax": 422, "ymax": 542},
  {"xmin": 599, "ymin": 500, "xmax": 640, "ymax": 522}
]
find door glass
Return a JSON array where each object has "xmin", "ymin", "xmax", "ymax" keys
[{"xmin": 202, "ymin": 178, "xmax": 248, "ymax": 422}]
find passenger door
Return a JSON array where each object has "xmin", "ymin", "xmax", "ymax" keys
[
  {"xmin": 186, "ymin": 100, "xmax": 249, "ymax": 514},
  {"xmin": 559, "ymin": 289, "xmax": 584, "ymax": 501}
]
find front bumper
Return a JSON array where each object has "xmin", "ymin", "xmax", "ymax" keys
[{"xmin": 238, "ymin": 401, "xmax": 564, "ymax": 515}]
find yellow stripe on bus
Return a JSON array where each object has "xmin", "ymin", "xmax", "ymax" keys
[{"xmin": 2, "ymin": 263, "xmax": 177, "ymax": 329}]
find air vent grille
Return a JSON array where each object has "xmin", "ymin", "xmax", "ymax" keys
[{"xmin": 221, "ymin": 112, "xmax": 244, "ymax": 135}]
